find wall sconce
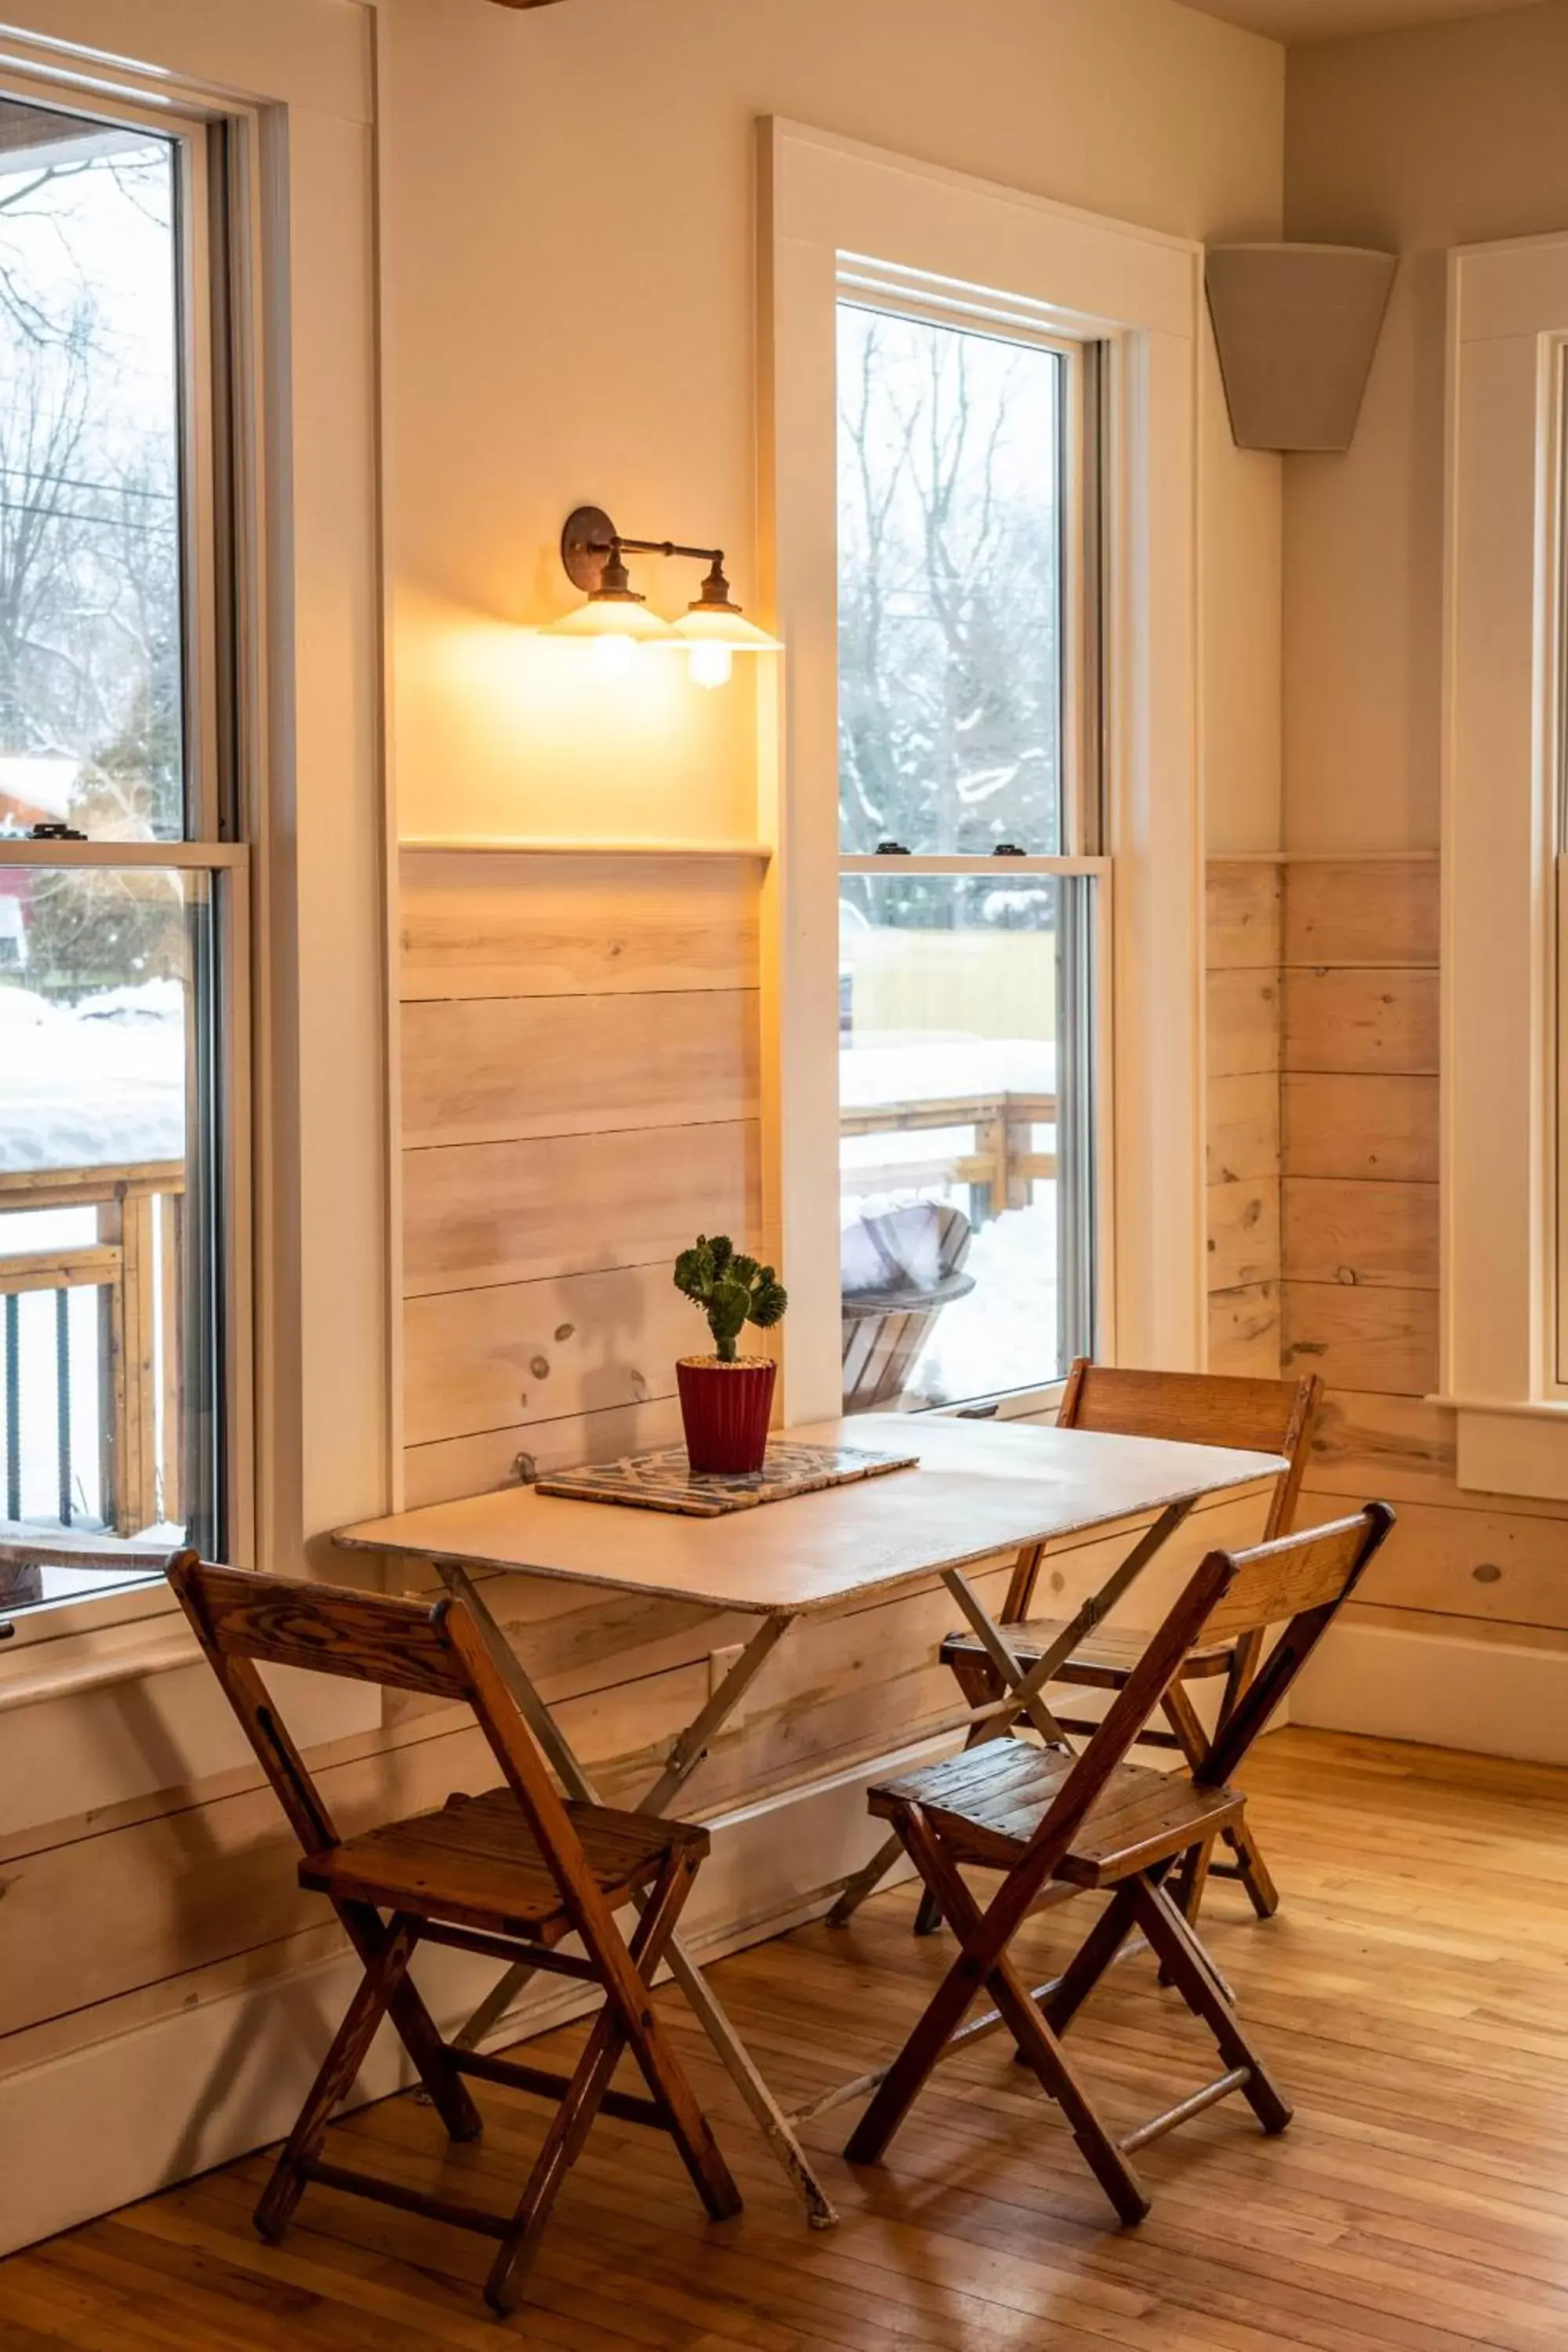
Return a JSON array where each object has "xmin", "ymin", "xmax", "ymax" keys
[{"xmin": 544, "ymin": 504, "xmax": 782, "ymax": 688}]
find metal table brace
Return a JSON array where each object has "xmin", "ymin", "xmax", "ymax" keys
[
  {"xmin": 827, "ymin": 1498, "xmax": 1196, "ymax": 1927},
  {"xmin": 434, "ymin": 1494, "xmax": 1196, "ymax": 2223}
]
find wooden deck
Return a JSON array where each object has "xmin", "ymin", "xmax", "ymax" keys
[{"xmin": 5, "ymin": 1726, "xmax": 1567, "ymax": 2350}]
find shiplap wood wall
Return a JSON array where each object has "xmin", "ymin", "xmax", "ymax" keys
[
  {"xmin": 399, "ymin": 849, "xmax": 764, "ymax": 1504},
  {"xmin": 1207, "ymin": 860, "xmax": 1282, "ymax": 1375},
  {"xmin": 1207, "ymin": 852, "xmax": 1568, "ymax": 1669}
]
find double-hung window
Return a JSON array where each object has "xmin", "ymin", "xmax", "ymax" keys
[
  {"xmin": 0, "ymin": 85, "xmax": 248, "ymax": 1610},
  {"xmin": 764, "ymin": 124, "xmax": 1206, "ymax": 1425},
  {"xmin": 835, "ymin": 292, "xmax": 1105, "ymax": 1416}
]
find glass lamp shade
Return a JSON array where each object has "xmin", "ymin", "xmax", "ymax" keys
[
  {"xmin": 541, "ymin": 592, "xmax": 674, "ymax": 644},
  {"xmin": 670, "ymin": 604, "xmax": 782, "ymax": 655},
  {"xmin": 671, "ymin": 601, "xmax": 782, "ymax": 691}
]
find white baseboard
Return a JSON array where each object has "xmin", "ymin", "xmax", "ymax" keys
[
  {"xmin": 1293, "ymin": 1619, "xmax": 1568, "ymax": 1766},
  {"xmin": 0, "ymin": 1737, "xmax": 936, "ymax": 2259}
]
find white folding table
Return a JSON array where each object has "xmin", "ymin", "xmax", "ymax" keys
[{"xmin": 336, "ymin": 1412, "xmax": 1283, "ymax": 2230}]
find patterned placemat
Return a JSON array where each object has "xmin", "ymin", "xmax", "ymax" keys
[{"xmin": 535, "ymin": 1441, "xmax": 919, "ymax": 1518}]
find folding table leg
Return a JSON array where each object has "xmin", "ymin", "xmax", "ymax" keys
[
  {"xmin": 832, "ymin": 1505, "xmax": 1196, "ymax": 1931},
  {"xmin": 662, "ymin": 1937, "xmax": 839, "ymax": 2227}
]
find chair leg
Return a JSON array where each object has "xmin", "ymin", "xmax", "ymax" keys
[
  {"xmin": 1160, "ymin": 1680, "xmax": 1281, "ymax": 1929},
  {"xmin": 613, "ymin": 1853, "xmax": 743, "ymax": 2227},
  {"xmin": 495, "ymin": 1843, "xmax": 740, "ymax": 2324},
  {"xmin": 1126, "ymin": 1874, "xmax": 1292, "ymax": 2136},
  {"xmin": 915, "ymin": 1655, "xmax": 1011, "ymax": 1937},
  {"xmin": 1221, "ymin": 1812, "xmax": 1280, "ymax": 1920},
  {"xmin": 913, "ymin": 1882, "xmax": 946, "ymax": 1937},
  {"xmin": 485, "ymin": 1847, "xmax": 739, "ymax": 2317},
  {"xmin": 256, "ymin": 1914, "xmax": 422, "ymax": 2244},
  {"xmin": 337, "ymin": 1899, "xmax": 482, "ymax": 2143},
  {"xmin": 1042, "ymin": 1883, "xmax": 1141, "ymax": 2038},
  {"xmin": 849, "ymin": 1809, "xmax": 1149, "ymax": 2226},
  {"xmin": 485, "ymin": 1998, "xmax": 632, "ymax": 2314}
]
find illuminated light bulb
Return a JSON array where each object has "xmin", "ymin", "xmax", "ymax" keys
[
  {"xmin": 688, "ymin": 641, "xmax": 734, "ymax": 690},
  {"xmin": 590, "ymin": 632, "xmax": 641, "ymax": 681}
]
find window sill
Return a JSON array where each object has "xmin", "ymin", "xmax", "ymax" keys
[
  {"xmin": 0, "ymin": 1567, "xmax": 175, "ymax": 1653},
  {"xmin": 1436, "ymin": 1398, "xmax": 1568, "ymax": 1504},
  {"xmin": 0, "ymin": 1599, "xmax": 195, "ymax": 1715}
]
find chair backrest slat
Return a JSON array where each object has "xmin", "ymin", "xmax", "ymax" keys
[
  {"xmin": 177, "ymin": 1559, "xmax": 468, "ymax": 1700},
  {"xmin": 1003, "ymin": 1359, "xmax": 1323, "ymax": 1624},
  {"xmin": 1058, "ymin": 1360, "xmax": 1321, "ymax": 1538},
  {"xmin": 1199, "ymin": 1503, "xmax": 1395, "ymax": 1786},
  {"xmin": 1200, "ymin": 1515, "xmax": 1376, "ymax": 1643},
  {"xmin": 165, "ymin": 1553, "xmax": 615, "ymax": 1931},
  {"xmin": 1062, "ymin": 1363, "xmax": 1298, "ymax": 1450}
]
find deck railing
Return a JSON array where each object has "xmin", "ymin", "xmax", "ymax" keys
[
  {"xmin": 0, "ymin": 1159, "xmax": 184, "ymax": 1537},
  {"xmin": 840, "ymin": 1091, "xmax": 1057, "ymax": 1221}
]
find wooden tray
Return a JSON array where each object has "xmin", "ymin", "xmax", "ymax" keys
[{"xmin": 534, "ymin": 1440, "xmax": 918, "ymax": 1519}]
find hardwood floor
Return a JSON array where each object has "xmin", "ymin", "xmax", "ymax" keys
[{"xmin": 5, "ymin": 1726, "xmax": 1568, "ymax": 2350}]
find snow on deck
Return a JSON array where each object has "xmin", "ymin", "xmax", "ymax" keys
[{"xmin": 0, "ymin": 981, "xmax": 184, "ymax": 1173}]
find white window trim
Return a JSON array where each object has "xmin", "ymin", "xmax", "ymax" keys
[
  {"xmin": 1441, "ymin": 230, "xmax": 1568, "ymax": 1499},
  {"xmin": 757, "ymin": 118, "xmax": 1207, "ymax": 1423},
  {"xmin": 0, "ymin": 4, "xmax": 390, "ymax": 1704}
]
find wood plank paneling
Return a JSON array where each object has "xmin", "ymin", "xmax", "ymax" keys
[
  {"xmin": 1207, "ymin": 1176, "xmax": 1281, "ymax": 1294},
  {"xmin": 1311, "ymin": 1492, "xmax": 1568, "ymax": 1631},
  {"xmin": 1207, "ymin": 967, "xmax": 1279, "ymax": 1079},
  {"xmin": 401, "ymin": 989, "xmax": 757, "ymax": 1149},
  {"xmin": 402, "ymin": 1120, "xmax": 758, "ymax": 1298},
  {"xmin": 1282, "ymin": 1073, "xmax": 1439, "ymax": 1181},
  {"xmin": 1283, "ymin": 856, "xmax": 1439, "ymax": 967},
  {"xmin": 404, "ymin": 1266, "xmax": 702, "ymax": 1449},
  {"xmin": 1282, "ymin": 1176, "xmax": 1439, "ymax": 1290},
  {"xmin": 398, "ymin": 850, "xmax": 759, "ymax": 1000},
  {"xmin": 1283, "ymin": 1279, "xmax": 1439, "ymax": 1396},
  {"xmin": 1206, "ymin": 862, "xmax": 1283, "ymax": 1381},
  {"xmin": 1307, "ymin": 1386, "xmax": 1568, "ymax": 1523},
  {"xmin": 1207, "ymin": 1069, "xmax": 1279, "ymax": 1185},
  {"xmin": 403, "ymin": 1398, "xmax": 686, "ymax": 1510},
  {"xmin": 1208, "ymin": 1279, "xmax": 1280, "ymax": 1376},
  {"xmin": 1282, "ymin": 967, "xmax": 1439, "ymax": 1075},
  {"xmin": 1205, "ymin": 858, "xmax": 1281, "ymax": 970}
]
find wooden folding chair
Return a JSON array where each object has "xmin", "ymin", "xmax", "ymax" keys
[
  {"xmin": 848, "ymin": 1503, "xmax": 1393, "ymax": 2220},
  {"xmin": 927, "ymin": 1360, "xmax": 1322, "ymax": 1933},
  {"xmin": 167, "ymin": 1552, "xmax": 741, "ymax": 2317}
]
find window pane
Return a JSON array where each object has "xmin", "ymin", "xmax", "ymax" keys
[
  {"xmin": 837, "ymin": 303, "xmax": 1065, "ymax": 856},
  {"xmin": 839, "ymin": 873, "xmax": 1095, "ymax": 1412},
  {"xmin": 0, "ymin": 863, "xmax": 223, "ymax": 1563},
  {"xmin": 0, "ymin": 99, "xmax": 185, "ymax": 845}
]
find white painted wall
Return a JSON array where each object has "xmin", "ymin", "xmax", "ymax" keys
[
  {"xmin": 1283, "ymin": 0, "xmax": 1568, "ymax": 851},
  {"xmin": 379, "ymin": 0, "xmax": 1287, "ymax": 856}
]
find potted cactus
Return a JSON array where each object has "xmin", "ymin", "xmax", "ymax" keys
[{"xmin": 673, "ymin": 1235, "xmax": 788, "ymax": 1474}]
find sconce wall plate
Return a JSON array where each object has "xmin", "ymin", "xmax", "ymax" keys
[{"xmin": 561, "ymin": 505, "xmax": 620, "ymax": 597}]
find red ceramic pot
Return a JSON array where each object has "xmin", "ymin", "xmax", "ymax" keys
[{"xmin": 677, "ymin": 1355, "xmax": 777, "ymax": 1476}]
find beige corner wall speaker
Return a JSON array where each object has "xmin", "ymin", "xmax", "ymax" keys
[{"xmin": 1206, "ymin": 243, "xmax": 1397, "ymax": 453}]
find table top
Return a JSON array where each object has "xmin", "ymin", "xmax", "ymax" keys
[{"xmin": 336, "ymin": 1414, "xmax": 1285, "ymax": 1618}]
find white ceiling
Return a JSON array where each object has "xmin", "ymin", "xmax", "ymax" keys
[{"xmin": 1185, "ymin": 0, "xmax": 1537, "ymax": 42}]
